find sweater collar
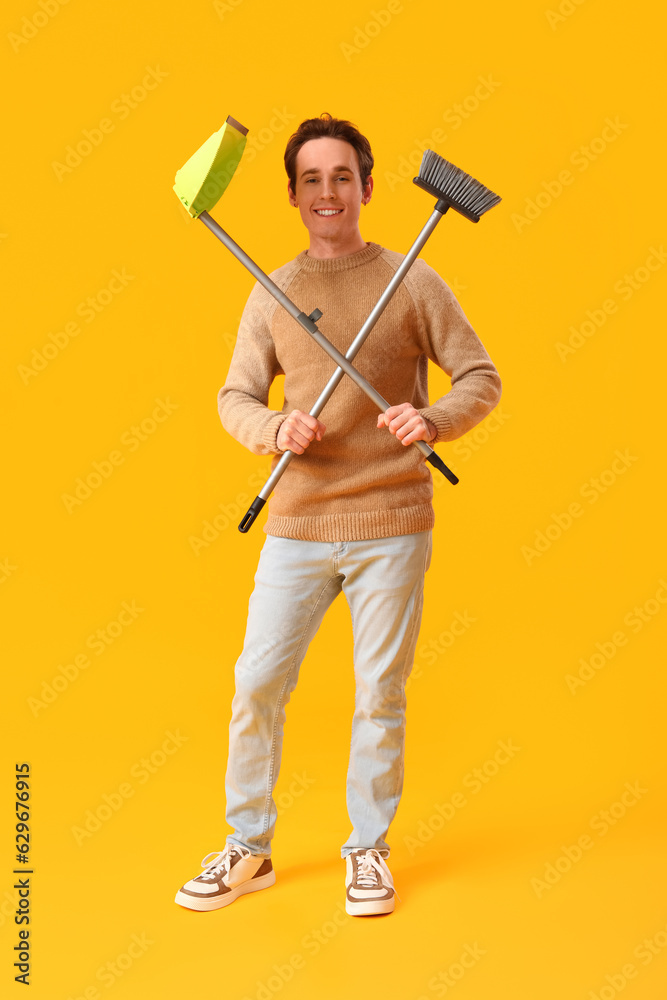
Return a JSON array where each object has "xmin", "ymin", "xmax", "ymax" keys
[{"xmin": 296, "ymin": 242, "xmax": 383, "ymax": 273}]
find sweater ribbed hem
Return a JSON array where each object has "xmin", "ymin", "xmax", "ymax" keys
[
  {"xmin": 418, "ymin": 405, "xmax": 453, "ymax": 444},
  {"xmin": 261, "ymin": 412, "xmax": 290, "ymax": 454},
  {"xmin": 264, "ymin": 503, "xmax": 435, "ymax": 542}
]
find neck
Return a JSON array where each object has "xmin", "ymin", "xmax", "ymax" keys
[{"xmin": 306, "ymin": 231, "xmax": 368, "ymax": 260}]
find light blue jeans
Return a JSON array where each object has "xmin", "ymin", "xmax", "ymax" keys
[{"xmin": 224, "ymin": 530, "xmax": 432, "ymax": 860}]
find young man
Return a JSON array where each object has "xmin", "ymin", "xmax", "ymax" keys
[{"xmin": 175, "ymin": 114, "xmax": 502, "ymax": 916}]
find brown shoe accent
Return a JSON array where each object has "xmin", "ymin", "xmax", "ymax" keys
[
  {"xmin": 345, "ymin": 849, "xmax": 396, "ymax": 916},
  {"xmin": 175, "ymin": 846, "xmax": 275, "ymax": 911},
  {"xmin": 253, "ymin": 858, "xmax": 273, "ymax": 879}
]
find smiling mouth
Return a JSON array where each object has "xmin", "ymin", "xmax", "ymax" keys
[{"xmin": 315, "ymin": 209, "xmax": 343, "ymax": 216}]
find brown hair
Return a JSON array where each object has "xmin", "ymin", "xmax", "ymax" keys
[{"xmin": 284, "ymin": 112, "xmax": 374, "ymax": 192}]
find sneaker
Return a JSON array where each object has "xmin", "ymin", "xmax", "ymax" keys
[
  {"xmin": 175, "ymin": 845, "xmax": 275, "ymax": 911},
  {"xmin": 345, "ymin": 849, "xmax": 397, "ymax": 916}
]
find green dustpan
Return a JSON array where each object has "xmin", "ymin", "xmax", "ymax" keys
[{"xmin": 173, "ymin": 115, "xmax": 248, "ymax": 219}]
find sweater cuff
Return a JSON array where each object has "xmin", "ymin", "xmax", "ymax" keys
[
  {"xmin": 261, "ymin": 412, "xmax": 290, "ymax": 454},
  {"xmin": 417, "ymin": 406, "xmax": 452, "ymax": 444}
]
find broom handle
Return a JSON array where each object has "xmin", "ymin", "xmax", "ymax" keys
[
  {"xmin": 197, "ymin": 209, "xmax": 458, "ymax": 533},
  {"xmin": 292, "ymin": 208, "xmax": 445, "ymax": 430},
  {"xmin": 240, "ymin": 208, "xmax": 455, "ymax": 531}
]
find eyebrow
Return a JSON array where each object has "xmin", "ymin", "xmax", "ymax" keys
[{"xmin": 299, "ymin": 165, "xmax": 354, "ymax": 179}]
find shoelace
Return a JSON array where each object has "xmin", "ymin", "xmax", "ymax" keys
[
  {"xmin": 198, "ymin": 845, "xmax": 250, "ymax": 882},
  {"xmin": 355, "ymin": 850, "xmax": 401, "ymax": 901}
]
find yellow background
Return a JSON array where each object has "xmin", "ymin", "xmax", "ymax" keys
[{"xmin": 3, "ymin": 0, "xmax": 666, "ymax": 996}]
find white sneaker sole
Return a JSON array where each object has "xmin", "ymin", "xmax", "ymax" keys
[
  {"xmin": 345, "ymin": 894, "xmax": 395, "ymax": 916},
  {"xmin": 175, "ymin": 869, "xmax": 276, "ymax": 911}
]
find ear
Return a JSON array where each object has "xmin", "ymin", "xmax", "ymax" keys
[
  {"xmin": 361, "ymin": 175, "xmax": 374, "ymax": 206},
  {"xmin": 287, "ymin": 180, "xmax": 298, "ymax": 207}
]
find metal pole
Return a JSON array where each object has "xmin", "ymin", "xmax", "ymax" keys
[
  {"xmin": 197, "ymin": 210, "xmax": 459, "ymax": 532},
  {"xmin": 200, "ymin": 210, "xmax": 421, "ymax": 421},
  {"xmin": 261, "ymin": 208, "xmax": 447, "ymax": 501}
]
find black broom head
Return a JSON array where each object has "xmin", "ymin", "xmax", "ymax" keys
[{"xmin": 414, "ymin": 150, "xmax": 501, "ymax": 223}]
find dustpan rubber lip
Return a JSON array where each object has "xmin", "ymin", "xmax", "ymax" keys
[{"xmin": 226, "ymin": 115, "xmax": 248, "ymax": 137}]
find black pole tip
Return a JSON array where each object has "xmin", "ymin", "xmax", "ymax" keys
[{"xmin": 238, "ymin": 496, "xmax": 266, "ymax": 533}]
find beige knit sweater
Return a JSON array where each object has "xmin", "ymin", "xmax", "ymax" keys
[{"xmin": 218, "ymin": 242, "xmax": 501, "ymax": 541}]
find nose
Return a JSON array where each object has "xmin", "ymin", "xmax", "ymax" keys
[{"xmin": 321, "ymin": 179, "xmax": 336, "ymax": 200}]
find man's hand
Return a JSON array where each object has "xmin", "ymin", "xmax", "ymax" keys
[
  {"xmin": 277, "ymin": 410, "xmax": 326, "ymax": 454},
  {"xmin": 377, "ymin": 403, "xmax": 437, "ymax": 446}
]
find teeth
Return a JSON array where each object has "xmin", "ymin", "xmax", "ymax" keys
[{"xmin": 316, "ymin": 209, "xmax": 342, "ymax": 216}]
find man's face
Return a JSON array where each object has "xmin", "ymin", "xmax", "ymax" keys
[{"xmin": 288, "ymin": 137, "xmax": 373, "ymax": 246}]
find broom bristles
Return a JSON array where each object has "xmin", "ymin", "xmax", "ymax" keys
[{"xmin": 414, "ymin": 150, "xmax": 501, "ymax": 223}]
